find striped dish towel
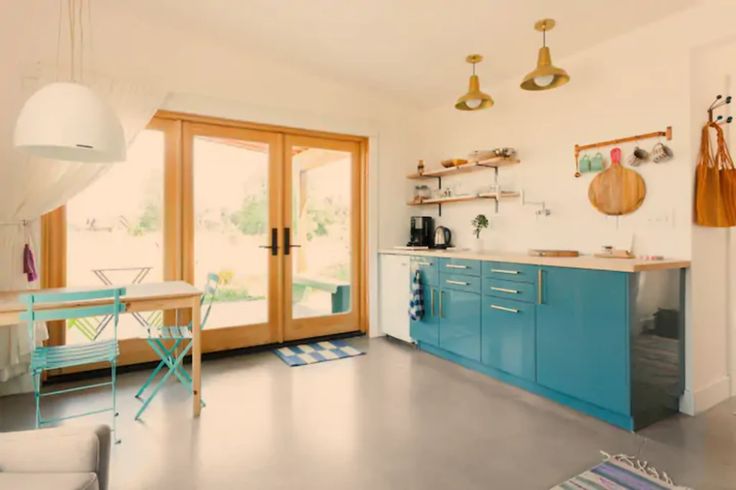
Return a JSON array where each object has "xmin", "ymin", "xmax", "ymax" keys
[{"xmin": 409, "ymin": 270, "xmax": 424, "ymax": 320}]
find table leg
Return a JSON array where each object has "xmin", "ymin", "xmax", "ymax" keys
[{"xmin": 191, "ymin": 297, "xmax": 202, "ymax": 416}]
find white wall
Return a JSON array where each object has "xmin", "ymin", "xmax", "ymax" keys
[
  {"xmin": 408, "ymin": 1, "xmax": 736, "ymax": 413},
  {"xmin": 689, "ymin": 37, "xmax": 736, "ymax": 411}
]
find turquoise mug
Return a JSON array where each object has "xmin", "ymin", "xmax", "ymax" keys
[
  {"xmin": 579, "ymin": 154, "xmax": 591, "ymax": 173},
  {"xmin": 590, "ymin": 152, "xmax": 606, "ymax": 172}
]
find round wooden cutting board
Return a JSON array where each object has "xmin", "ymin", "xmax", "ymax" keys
[{"xmin": 588, "ymin": 148, "xmax": 646, "ymax": 215}]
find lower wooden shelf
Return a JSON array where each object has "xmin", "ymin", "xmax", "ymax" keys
[{"xmin": 407, "ymin": 191, "xmax": 519, "ymax": 207}]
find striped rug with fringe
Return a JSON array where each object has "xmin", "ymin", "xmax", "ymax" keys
[{"xmin": 552, "ymin": 452, "xmax": 691, "ymax": 490}]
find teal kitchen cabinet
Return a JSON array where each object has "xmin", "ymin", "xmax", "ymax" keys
[
  {"xmin": 400, "ymin": 251, "xmax": 686, "ymax": 431},
  {"xmin": 438, "ymin": 287, "xmax": 481, "ymax": 361},
  {"xmin": 481, "ymin": 297, "xmax": 535, "ymax": 381},
  {"xmin": 536, "ymin": 266, "xmax": 630, "ymax": 415},
  {"xmin": 409, "ymin": 258, "xmax": 482, "ymax": 361}
]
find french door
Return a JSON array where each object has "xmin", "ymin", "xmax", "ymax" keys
[{"xmin": 182, "ymin": 121, "xmax": 364, "ymax": 351}]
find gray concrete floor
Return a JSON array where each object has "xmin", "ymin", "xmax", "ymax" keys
[{"xmin": 1, "ymin": 337, "xmax": 734, "ymax": 489}]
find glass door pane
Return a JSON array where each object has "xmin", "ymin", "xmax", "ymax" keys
[
  {"xmin": 284, "ymin": 135, "xmax": 361, "ymax": 340},
  {"xmin": 67, "ymin": 128, "xmax": 165, "ymax": 345},
  {"xmin": 192, "ymin": 136, "xmax": 269, "ymax": 328},
  {"xmin": 185, "ymin": 123, "xmax": 281, "ymax": 351}
]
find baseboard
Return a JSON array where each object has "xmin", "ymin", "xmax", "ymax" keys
[
  {"xmin": 0, "ymin": 373, "xmax": 33, "ymax": 397},
  {"xmin": 681, "ymin": 376, "xmax": 731, "ymax": 415}
]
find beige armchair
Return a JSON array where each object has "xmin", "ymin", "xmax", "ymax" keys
[{"xmin": 0, "ymin": 424, "xmax": 110, "ymax": 490}]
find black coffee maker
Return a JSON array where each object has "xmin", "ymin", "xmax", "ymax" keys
[{"xmin": 407, "ymin": 216, "xmax": 434, "ymax": 247}]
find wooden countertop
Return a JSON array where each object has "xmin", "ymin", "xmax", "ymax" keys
[{"xmin": 379, "ymin": 249, "xmax": 690, "ymax": 273}]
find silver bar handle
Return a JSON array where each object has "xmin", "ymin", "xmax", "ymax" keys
[
  {"xmin": 446, "ymin": 280, "xmax": 469, "ymax": 286},
  {"xmin": 490, "ymin": 268, "xmax": 519, "ymax": 275},
  {"xmin": 490, "ymin": 304, "xmax": 519, "ymax": 314},
  {"xmin": 416, "ymin": 261, "xmax": 433, "ymax": 266},
  {"xmin": 490, "ymin": 286, "xmax": 519, "ymax": 294},
  {"xmin": 445, "ymin": 264, "xmax": 468, "ymax": 269},
  {"xmin": 537, "ymin": 269, "xmax": 543, "ymax": 305}
]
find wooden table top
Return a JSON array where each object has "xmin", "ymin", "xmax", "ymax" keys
[{"xmin": 0, "ymin": 281, "xmax": 201, "ymax": 316}]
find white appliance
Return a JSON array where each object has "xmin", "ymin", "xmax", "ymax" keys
[{"xmin": 379, "ymin": 254, "xmax": 412, "ymax": 343}]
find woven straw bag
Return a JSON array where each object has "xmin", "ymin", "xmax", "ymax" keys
[{"xmin": 694, "ymin": 122, "xmax": 736, "ymax": 227}]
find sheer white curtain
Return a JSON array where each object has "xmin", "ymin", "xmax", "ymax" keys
[{"xmin": 0, "ymin": 70, "xmax": 166, "ymax": 393}]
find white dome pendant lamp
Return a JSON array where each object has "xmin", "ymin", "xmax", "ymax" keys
[{"xmin": 14, "ymin": 0, "xmax": 125, "ymax": 163}]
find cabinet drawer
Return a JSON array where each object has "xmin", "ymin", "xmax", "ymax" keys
[
  {"xmin": 440, "ymin": 274, "xmax": 481, "ymax": 293},
  {"xmin": 484, "ymin": 262, "xmax": 538, "ymax": 283},
  {"xmin": 484, "ymin": 278, "xmax": 536, "ymax": 303},
  {"xmin": 439, "ymin": 258, "xmax": 481, "ymax": 277},
  {"xmin": 481, "ymin": 298, "xmax": 535, "ymax": 381},
  {"xmin": 411, "ymin": 257, "xmax": 438, "ymax": 286}
]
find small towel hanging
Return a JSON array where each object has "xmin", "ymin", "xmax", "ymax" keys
[
  {"xmin": 409, "ymin": 270, "xmax": 424, "ymax": 321},
  {"xmin": 21, "ymin": 221, "xmax": 38, "ymax": 282}
]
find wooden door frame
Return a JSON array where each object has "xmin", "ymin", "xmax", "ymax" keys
[
  {"xmin": 282, "ymin": 134, "xmax": 362, "ymax": 340},
  {"xmin": 181, "ymin": 121, "xmax": 283, "ymax": 351}
]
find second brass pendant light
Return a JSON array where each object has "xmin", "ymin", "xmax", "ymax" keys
[{"xmin": 454, "ymin": 18, "xmax": 570, "ymax": 111}]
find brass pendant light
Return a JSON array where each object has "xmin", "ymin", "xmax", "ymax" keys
[
  {"xmin": 455, "ymin": 54, "xmax": 494, "ymax": 111},
  {"xmin": 521, "ymin": 19, "xmax": 570, "ymax": 91}
]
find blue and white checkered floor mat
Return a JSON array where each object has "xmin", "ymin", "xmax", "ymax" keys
[{"xmin": 274, "ymin": 340, "xmax": 365, "ymax": 367}]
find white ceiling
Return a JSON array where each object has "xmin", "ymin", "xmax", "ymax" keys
[{"xmin": 110, "ymin": 0, "xmax": 695, "ymax": 108}]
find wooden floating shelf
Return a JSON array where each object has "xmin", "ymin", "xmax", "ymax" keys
[
  {"xmin": 407, "ymin": 191, "xmax": 519, "ymax": 207},
  {"xmin": 407, "ymin": 157, "xmax": 520, "ymax": 179}
]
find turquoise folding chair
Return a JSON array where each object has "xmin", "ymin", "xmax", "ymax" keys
[
  {"xmin": 134, "ymin": 273, "xmax": 219, "ymax": 420},
  {"xmin": 20, "ymin": 287, "xmax": 126, "ymax": 442}
]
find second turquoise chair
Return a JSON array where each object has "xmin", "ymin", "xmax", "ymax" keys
[{"xmin": 134, "ymin": 273, "xmax": 219, "ymax": 420}]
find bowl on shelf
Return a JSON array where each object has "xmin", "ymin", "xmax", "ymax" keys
[
  {"xmin": 468, "ymin": 150, "xmax": 495, "ymax": 162},
  {"xmin": 441, "ymin": 158, "xmax": 468, "ymax": 168},
  {"xmin": 493, "ymin": 147, "xmax": 516, "ymax": 159}
]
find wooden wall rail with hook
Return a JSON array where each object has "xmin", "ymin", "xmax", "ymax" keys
[{"xmin": 574, "ymin": 126, "xmax": 672, "ymax": 177}]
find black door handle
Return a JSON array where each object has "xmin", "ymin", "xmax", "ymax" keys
[
  {"xmin": 284, "ymin": 227, "xmax": 301, "ymax": 255},
  {"xmin": 258, "ymin": 228, "xmax": 279, "ymax": 256}
]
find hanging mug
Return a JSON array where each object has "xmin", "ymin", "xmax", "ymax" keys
[
  {"xmin": 627, "ymin": 146, "xmax": 650, "ymax": 166},
  {"xmin": 590, "ymin": 152, "xmax": 606, "ymax": 172},
  {"xmin": 578, "ymin": 154, "xmax": 591, "ymax": 173},
  {"xmin": 652, "ymin": 142, "xmax": 674, "ymax": 163}
]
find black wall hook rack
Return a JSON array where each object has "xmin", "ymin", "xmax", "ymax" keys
[{"xmin": 708, "ymin": 94, "xmax": 732, "ymax": 125}]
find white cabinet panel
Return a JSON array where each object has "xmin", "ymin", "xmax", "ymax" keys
[{"xmin": 379, "ymin": 254, "xmax": 412, "ymax": 343}]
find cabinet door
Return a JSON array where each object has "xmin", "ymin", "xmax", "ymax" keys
[
  {"xmin": 482, "ymin": 298, "xmax": 535, "ymax": 380},
  {"xmin": 379, "ymin": 255, "xmax": 411, "ymax": 342},
  {"xmin": 536, "ymin": 267, "xmax": 630, "ymax": 414},
  {"xmin": 410, "ymin": 284, "xmax": 440, "ymax": 346},
  {"xmin": 439, "ymin": 288, "xmax": 481, "ymax": 361}
]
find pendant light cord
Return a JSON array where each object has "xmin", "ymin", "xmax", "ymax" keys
[
  {"xmin": 55, "ymin": 0, "xmax": 62, "ymax": 80},
  {"xmin": 60, "ymin": 0, "xmax": 87, "ymax": 83}
]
